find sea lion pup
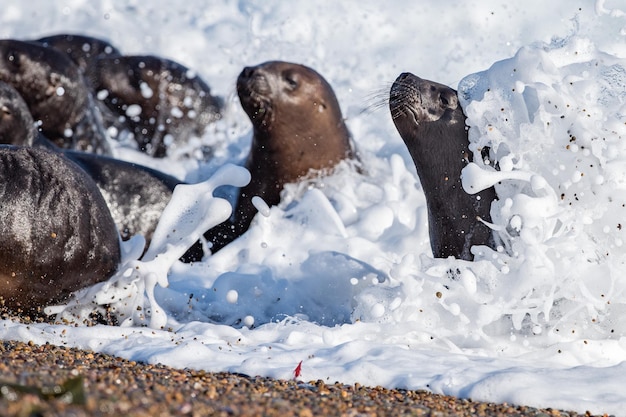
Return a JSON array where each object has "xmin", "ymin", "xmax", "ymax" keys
[
  {"xmin": 36, "ymin": 33, "xmax": 121, "ymax": 73},
  {"xmin": 0, "ymin": 146, "xmax": 120, "ymax": 314},
  {"xmin": 196, "ymin": 61, "xmax": 355, "ymax": 258},
  {"xmin": 0, "ymin": 80, "xmax": 181, "ymax": 249},
  {"xmin": 0, "ymin": 39, "xmax": 111, "ymax": 154},
  {"xmin": 389, "ymin": 72, "xmax": 496, "ymax": 261},
  {"xmin": 86, "ymin": 55, "xmax": 223, "ymax": 157}
]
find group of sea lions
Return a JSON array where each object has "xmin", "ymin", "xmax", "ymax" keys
[
  {"xmin": 0, "ymin": 34, "xmax": 223, "ymax": 157},
  {"xmin": 0, "ymin": 33, "xmax": 497, "ymax": 316}
]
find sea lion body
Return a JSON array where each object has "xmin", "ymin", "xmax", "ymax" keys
[
  {"xmin": 0, "ymin": 80, "xmax": 180, "ymax": 249},
  {"xmin": 88, "ymin": 55, "xmax": 222, "ymax": 157},
  {"xmin": 0, "ymin": 39, "xmax": 111, "ymax": 154},
  {"xmin": 36, "ymin": 33, "xmax": 121, "ymax": 73},
  {"xmin": 389, "ymin": 72, "xmax": 496, "ymax": 260},
  {"xmin": 201, "ymin": 61, "xmax": 355, "ymax": 256},
  {"xmin": 0, "ymin": 146, "xmax": 120, "ymax": 312},
  {"xmin": 67, "ymin": 151, "xmax": 181, "ymax": 244}
]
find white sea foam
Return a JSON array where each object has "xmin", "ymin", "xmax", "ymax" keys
[{"xmin": 1, "ymin": 1, "xmax": 626, "ymax": 415}]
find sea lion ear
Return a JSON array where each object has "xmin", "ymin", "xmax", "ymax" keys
[{"xmin": 316, "ymin": 101, "xmax": 327, "ymax": 112}]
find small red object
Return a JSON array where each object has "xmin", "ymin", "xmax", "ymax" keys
[{"xmin": 293, "ymin": 360, "xmax": 303, "ymax": 379}]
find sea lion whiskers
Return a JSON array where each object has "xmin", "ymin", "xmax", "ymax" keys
[
  {"xmin": 357, "ymin": 84, "xmax": 395, "ymax": 116},
  {"xmin": 388, "ymin": 79, "xmax": 422, "ymax": 122},
  {"xmin": 247, "ymin": 93, "xmax": 274, "ymax": 128}
]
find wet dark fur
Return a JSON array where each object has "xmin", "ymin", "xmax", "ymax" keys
[
  {"xmin": 0, "ymin": 39, "xmax": 111, "ymax": 154},
  {"xmin": 389, "ymin": 72, "xmax": 496, "ymax": 260},
  {"xmin": 0, "ymin": 59, "xmax": 353, "ymax": 261},
  {"xmin": 0, "ymin": 81, "xmax": 181, "ymax": 251},
  {"xmin": 0, "ymin": 146, "xmax": 120, "ymax": 312},
  {"xmin": 36, "ymin": 33, "xmax": 121, "ymax": 72},
  {"xmin": 86, "ymin": 55, "xmax": 222, "ymax": 157},
  {"xmin": 67, "ymin": 152, "xmax": 181, "ymax": 245}
]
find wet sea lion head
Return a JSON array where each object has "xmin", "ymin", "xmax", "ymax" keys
[
  {"xmin": 237, "ymin": 60, "xmax": 352, "ymax": 182},
  {"xmin": 389, "ymin": 72, "xmax": 464, "ymax": 139},
  {"xmin": 389, "ymin": 72, "xmax": 469, "ymax": 186}
]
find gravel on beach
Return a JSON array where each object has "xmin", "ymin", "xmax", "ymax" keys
[{"xmin": 0, "ymin": 340, "xmax": 610, "ymax": 417}]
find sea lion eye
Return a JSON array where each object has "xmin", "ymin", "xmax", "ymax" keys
[
  {"xmin": 440, "ymin": 94, "xmax": 449, "ymax": 107},
  {"xmin": 1, "ymin": 106, "xmax": 11, "ymax": 116},
  {"xmin": 283, "ymin": 71, "xmax": 299, "ymax": 89}
]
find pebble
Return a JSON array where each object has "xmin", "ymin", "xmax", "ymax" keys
[{"xmin": 0, "ymin": 340, "xmax": 612, "ymax": 416}]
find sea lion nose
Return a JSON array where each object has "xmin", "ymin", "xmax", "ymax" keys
[
  {"xmin": 396, "ymin": 72, "xmax": 420, "ymax": 84},
  {"xmin": 240, "ymin": 66, "xmax": 256, "ymax": 79}
]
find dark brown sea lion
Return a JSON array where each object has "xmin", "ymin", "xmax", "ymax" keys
[
  {"xmin": 0, "ymin": 145, "xmax": 120, "ymax": 313},
  {"xmin": 389, "ymin": 72, "xmax": 496, "ymax": 261},
  {"xmin": 86, "ymin": 55, "xmax": 222, "ymax": 157},
  {"xmin": 198, "ymin": 61, "xmax": 355, "ymax": 258},
  {"xmin": 0, "ymin": 80, "xmax": 181, "ymax": 249},
  {"xmin": 36, "ymin": 33, "xmax": 121, "ymax": 73},
  {"xmin": 67, "ymin": 151, "xmax": 181, "ymax": 245},
  {"xmin": 0, "ymin": 39, "xmax": 111, "ymax": 154}
]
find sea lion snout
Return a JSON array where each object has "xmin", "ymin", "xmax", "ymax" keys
[
  {"xmin": 237, "ymin": 65, "xmax": 272, "ymax": 98},
  {"xmin": 237, "ymin": 65, "xmax": 274, "ymax": 126}
]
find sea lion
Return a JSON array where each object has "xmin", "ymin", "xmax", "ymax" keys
[
  {"xmin": 86, "ymin": 55, "xmax": 222, "ymax": 157},
  {"xmin": 67, "ymin": 151, "xmax": 181, "ymax": 245},
  {"xmin": 0, "ymin": 39, "xmax": 111, "ymax": 154},
  {"xmin": 36, "ymin": 33, "xmax": 121, "ymax": 73},
  {"xmin": 0, "ymin": 145, "xmax": 120, "ymax": 313},
  {"xmin": 0, "ymin": 80, "xmax": 181, "ymax": 249},
  {"xmin": 389, "ymin": 72, "xmax": 496, "ymax": 261},
  {"xmin": 199, "ymin": 61, "xmax": 355, "ymax": 257}
]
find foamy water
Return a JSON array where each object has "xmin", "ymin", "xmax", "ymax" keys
[{"xmin": 1, "ymin": 1, "xmax": 626, "ymax": 414}]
